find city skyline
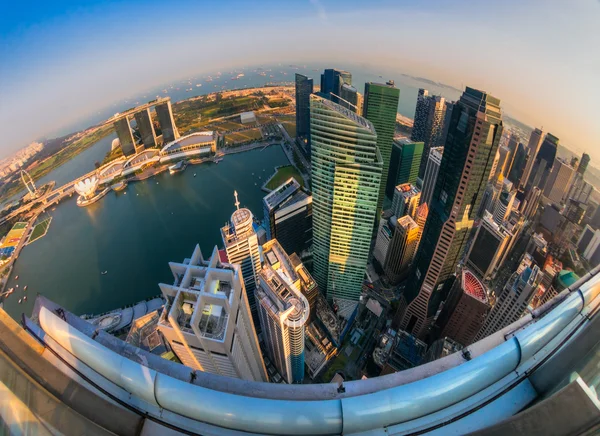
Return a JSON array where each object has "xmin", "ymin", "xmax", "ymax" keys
[{"xmin": 1, "ymin": 1, "xmax": 599, "ymax": 164}]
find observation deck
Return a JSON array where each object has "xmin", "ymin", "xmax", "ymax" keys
[{"xmin": 0, "ymin": 265, "xmax": 599, "ymax": 435}]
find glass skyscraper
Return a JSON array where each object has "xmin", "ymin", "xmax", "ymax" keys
[
  {"xmin": 526, "ymin": 133, "xmax": 559, "ymax": 193},
  {"xmin": 363, "ymin": 81, "xmax": 400, "ymax": 213},
  {"xmin": 396, "ymin": 87, "xmax": 503, "ymax": 339},
  {"xmin": 295, "ymin": 73, "xmax": 314, "ymax": 156},
  {"xmin": 386, "ymin": 140, "xmax": 424, "ymax": 199},
  {"xmin": 310, "ymin": 94, "xmax": 382, "ymax": 318}
]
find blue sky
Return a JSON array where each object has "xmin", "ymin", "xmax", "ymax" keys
[{"xmin": 1, "ymin": 0, "xmax": 599, "ymax": 161}]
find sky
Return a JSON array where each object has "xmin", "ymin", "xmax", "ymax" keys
[{"xmin": 1, "ymin": 0, "xmax": 599, "ymax": 161}]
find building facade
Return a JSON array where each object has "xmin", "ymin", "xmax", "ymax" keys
[
  {"xmin": 310, "ymin": 95, "xmax": 382, "ymax": 318},
  {"xmin": 526, "ymin": 133, "xmax": 559, "ymax": 193},
  {"xmin": 363, "ymin": 81, "xmax": 401, "ymax": 213},
  {"xmin": 465, "ymin": 211, "xmax": 511, "ymax": 280},
  {"xmin": 383, "ymin": 215, "xmax": 420, "ymax": 284},
  {"xmin": 295, "ymin": 73, "xmax": 314, "ymax": 156},
  {"xmin": 391, "ymin": 183, "xmax": 421, "ymax": 219},
  {"xmin": 386, "ymin": 140, "xmax": 423, "ymax": 199},
  {"xmin": 396, "ymin": 87, "xmax": 503, "ymax": 339},
  {"xmin": 521, "ymin": 128, "xmax": 544, "ymax": 190},
  {"xmin": 543, "ymin": 158, "xmax": 575, "ymax": 205},
  {"xmin": 420, "ymin": 146, "xmax": 444, "ymax": 208},
  {"xmin": 157, "ymin": 245, "xmax": 268, "ymax": 381}
]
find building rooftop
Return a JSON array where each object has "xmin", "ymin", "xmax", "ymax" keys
[
  {"xmin": 263, "ymin": 177, "xmax": 305, "ymax": 211},
  {"xmin": 311, "ymin": 94, "xmax": 375, "ymax": 133},
  {"xmin": 462, "ymin": 269, "xmax": 488, "ymax": 303}
]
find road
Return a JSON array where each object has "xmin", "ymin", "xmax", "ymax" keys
[{"xmin": 276, "ymin": 123, "xmax": 311, "ymax": 187}]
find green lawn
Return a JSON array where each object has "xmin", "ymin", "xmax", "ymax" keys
[
  {"xmin": 28, "ymin": 217, "xmax": 52, "ymax": 244},
  {"xmin": 225, "ymin": 128, "xmax": 263, "ymax": 144},
  {"xmin": 12, "ymin": 222, "xmax": 27, "ymax": 230},
  {"xmin": 265, "ymin": 165, "xmax": 304, "ymax": 190},
  {"xmin": 321, "ymin": 353, "xmax": 348, "ymax": 383}
]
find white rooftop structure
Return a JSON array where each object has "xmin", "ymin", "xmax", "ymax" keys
[{"xmin": 240, "ymin": 111, "xmax": 256, "ymax": 124}]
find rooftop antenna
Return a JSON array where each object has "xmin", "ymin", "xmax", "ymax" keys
[{"xmin": 234, "ymin": 190, "xmax": 240, "ymax": 210}]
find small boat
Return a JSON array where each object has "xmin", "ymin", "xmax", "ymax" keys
[
  {"xmin": 193, "ymin": 173, "xmax": 196, "ymax": 177},
  {"xmin": 23, "ymin": 286, "xmax": 27, "ymax": 291},
  {"xmin": 101, "ymin": 271, "xmax": 108, "ymax": 275},
  {"xmin": 214, "ymin": 158, "xmax": 223, "ymax": 164},
  {"xmin": 23, "ymin": 296, "xmax": 27, "ymax": 301},
  {"xmin": 8, "ymin": 288, "xmax": 13, "ymax": 292},
  {"xmin": 18, "ymin": 298, "xmax": 22, "ymax": 304},
  {"xmin": 169, "ymin": 160, "xmax": 188, "ymax": 174},
  {"xmin": 15, "ymin": 284, "xmax": 18, "ymax": 288},
  {"xmin": 124, "ymin": 192, "xmax": 127, "ymax": 195},
  {"xmin": 15, "ymin": 276, "xmax": 18, "ymax": 280}
]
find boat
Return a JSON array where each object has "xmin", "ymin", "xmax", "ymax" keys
[
  {"xmin": 193, "ymin": 173, "xmax": 196, "ymax": 177},
  {"xmin": 15, "ymin": 284, "xmax": 18, "ymax": 288},
  {"xmin": 101, "ymin": 271, "xmax": 108, "ymax": 275},
  {"xmin": 18, "ymin": 299, "xmax": 22, "ymax": 304},
  {"xmin": 23, "ymin": 286, "xmax": 27, "ymax": 291},
  {"xmin": 214, "ymin": 158, "xmax": 223, "ymax": 164},
  {"xmin": 169, "ymin": 160, "xmax": 188, "ymax": 174},
  {"xmin": 15, "ymin": 275, "xmax": 18, "ymax": 280},
  {"xmin": 23, "ymin": 296, "xmax": 27, "ymax": 301}
]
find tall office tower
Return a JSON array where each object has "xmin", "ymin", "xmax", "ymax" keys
[
  {"xmin": 320, "ymin": 68, "xmax": 352, "ymax": 103},
  {"xmin": 521, "ymin": 128, "xmax": 544, "ymax": 190},
  {"xmin": 475, "ymin": 265, "xmax": 541, "ymax": 340},
  {"xmin": 363, "ymin": 81, "xmax": 401, "ymax": 212},
  {"xmin": 543, "ymin": 158, "xmax": 575, "ymax": 204},
  {"xmin": 492, "ymin": 187, "xmax": 516, "ymax": 225},
  {"xmin": 565, "ymin": 199, "xmax": 586, "ymax": 225},
  {"xmin": 488, "ymin": 151, "xmax": 500, "ymax": 182},
  {"xmin": 414, "ymin": 203, "xmax": 429, "ymax": 239},
  {"xmin": 420, "ymin": 96, "xmax": 448, "ymax": 172},
  {"xmin": 295, "ymin": 73, "xmax": 314, "ymax": 155},
  {"xmin": 411, "ymin": 89, "xmax": 430, "ymax": 143},
  {"xmin": 373, "ymin": 213, "xmax": 395, "ymax": 268},
  {"xmin": 507, "ymin": 142, "xmax": 529, "ymax": 186},
  {"xmin": 578, "ymin": 153, "xmax": 590, "ymax": 175},
  {"xmin": 133, "ymin": 108, "xmax": 157, "ymax": 150},
  {"xmin": 494, "ymin": 145, "xmax": 512, "ymax": 179},
  {"xmin": 522, "ymin": 186, "xmax": 542, "ymax": 220},
  {"xmin": 396, "ymin": 87, "xmax": 503, "ymax": 339},
  {"xmin": 420, "ymin": 146, "xmax": 444, "ymax": 207},
  {"xmin": 526, "ymin": 133, "xmax": 559, "ymax": 192},
  {"xmin": 383, "ymin": 215, "xmax": 421, "ymax": 284},
  {"xmin": 263, "ymin": 177, "xmax": 312, "ymax": 258},
  {"xmin": 391, "ymin": 183, "xmax": 421, "ymax": 218},
  {"xmin": 310, "ymin": 95, "xmax": 382, "ymax": 318},
  {"xmin": 155, "ymin": 100, "xmax": 179, "ymax": 143},
  {"xmin": 477, "ymin": 182, "xmax": 496, "ymax": 217},
  {"xmin": 440, "ymin": 101, "xmax": 454, "ymax": 148},
  {"xmin": 577, "ymin": 225, "xmax": 597, "ymax": 254},
  {"xmin": 339, "ymin": 83, "xmax": 359, "ymax": 112},
  {"xmin": 386, "ymin": 140, "xmax": 424, "ymax": 199},
  {"xmin": 436, "ymin": 269, "xmax": 490, "ymax": 346},
  {"xmin": 221, "ymin": 191, "xmax": 262, "ymax": 330},
  {"xmin": 256, "ymin": 240, "xmax": 310, "ymax": 384},
  {"xmin": 466, "ymin": 211, "xmax": 511, "ymax": 279},
  {"xmin": 113, "ymin": 117, "xmax": 136, "ymax": 156},
  {"xmin": 157, "ymin": 245, "xmax": 267, "ymax": 381},
  {"xmin": 570, "ymin": 179, "xmax": 593, "ymax": 204}
]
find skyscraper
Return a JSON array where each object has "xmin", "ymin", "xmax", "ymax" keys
[
  {"xmin": 420, "ymin": 146, "xmax": 443, "ymax": 207},
  {"xmin": 339, "ymin": 83, "xmax": 359, "ymax": 113},
  {"xmin": 522, "ymin": 186, "xmax": 542, "ymax": 220},
  {"xmin": 494, "ymin": 145, "xmax": 512, "ymax": 179},
  {"xmin": 263, "ymin": 177, "xmax": 312, "ymax": 258},
  {"xmin": 373, "ymin": 213, "xmax": 395, "ymax": 268},
  {"xmin": 310, "ymin": 95, "xmax": 382, "ymax": 318},
  {"xmin": 221, "ymin": 191, "xmax": 262, "ymax": 330},
  {"xmin": 411, "ymin": 90, "xmax": 448, "ymax": 178},
  {"xmin": 155, "ymin": 100, "xmax": 179, "ymax": 143},
  {"xmin": 521, "ymin": 128, "xmax": 544, "ymax": 190},
  {"xmin": 391, "ymin": 183, "xmax": 421, "ymax": 218},
  {"xmin": 578, "ymin": 153, "xmax": 590, "ymax": 175},
  {"xmin": 465, "ymin": 211, "xmax": 511, "ymax": 279},
  {"xmin": 526, "ymin": 133, "xmax": 559, "ymax": 192},
  {"xmin": 543, "ymin": 158, "xmax": 575, "ymax": 205},
  {"xmin": 157, "ymin": 245, "xmax": 267, "ymax": 381},
  {"xmin": 113, "ymin": 117, "xmax": 136, "ymax": 156},
  {"xmin": 567, "ymin": 152, "xmax": 592, "ymax": 204},
  {"xmin": 475, "ymin": 265, "xmax": 541, "ymax": 340},
  {"xmin": 363, "ymin": 81, "xmax": 401, "ymax": 213},
  {"xmin": 492, "ymin": 185, "xmax": 516, "ymax": 225},
  {"xmin": 320, "ymin": 68, "xmax": 351, "ymax": 103},
  {"xmin": 295, "ymin": 73, "xmax": 314, "ymax": 155},
  {"xmin": 386, "ymin": 140, "xmax": 423, "ymax": 199},
  {"xmin": 383, "ymin": 215, "xmax": 420, "ymax": 284},
  {"xmin": 256, "ymin": 240, "xmax": 310, "ymax": 384},
  {"xmin": 436, "ymin": 269, "xmax": 490, "ymax": 346},
  {"xmin": 396, "ymin": 87, "xmax": 503, "ymax": 339},
  {"xmin": 507, "ymin": 142, "xmax": 529, "ymax": 187},
  {"xmin": 133, "ymin": 108, "xmax": 157, "ymax": 150},
  {"xmin": 411, "ymin": 89, "xmax": 430, "ymax": 143}
]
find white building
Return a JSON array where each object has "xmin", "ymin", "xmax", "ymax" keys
[
  {"xmin": 420, "ymin": 146, "xmax": 443, "ymax": 207},
  {"xmin": 221, "ymin": 191, "xmax": 262, "ymax": 330},
  {"xmin": 240, "ymin": 111, "xmax": 256, "ymax": 124},
  {"xmin": 157, "ymin": 244, "xmax": 268, "ymax": 381},
  {"xmin": 159, "ymin": 132, "xmax": 217, "ymax": 163},
  {"xmin": 256, "ymin": 240, "xmax": 310, "ymax": 384},
  {"xmin": 373, "ymin": 215, "xmax": 394, "ymax": 267}
]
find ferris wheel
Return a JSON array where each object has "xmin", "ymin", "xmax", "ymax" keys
[{"xmin": 20, "ymin": 170, "xmax": 37, "ymax": 196}]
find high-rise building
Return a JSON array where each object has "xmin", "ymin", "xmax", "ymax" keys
[
  {"xmin": 522, "ymin": 186, "xmax": 542, "ymax": 220},
  {"xmin": 391, "ymin": 183, "xmax": 421, "ymax": 218},
  {"xmin": 475, "ymin": 266, "xmax": 541, "ymax": 340},
  {"xmin": 492, "ymin": 186, "xmax": 516, "ymax": 225},
  {"xmin": 383, "ymin": 215, "xmax": 420, "ymax": 284},
  {"xmin": 133, "ymin": 108, "xmax": 157, "ymax": 150},
  {"xmin": 526, "ymin": 133, "xmax": 559, "ymax": 192},
  {"xmin": 363, "ymin": 81, "xmax": 401, "ymax": 212},
  {"xmin": 155, "ymin": 100, "xmax": 179, "ymax": 143},
  {"xmin": 157, "ymin": 245, "xmax": 267, "ymax": 381},
  {"xmin": 386, "ymin": 140, "xmax": 423, "ymax": 199},
  {"xmin": 411, "ymin": 91, "xmax": 448, "ymax": 178},
  {"xmin": 256, "ymin": 240, "xmax": 310, "ymax": 384},
  {"xmin": 568, "ymin": 175, "xmax": 593, "ymax": 204},
  {"xmin": 465, "ymin": 211, "xmax": 511, "ymax": 280},
  {"xmin": 494, "ymin": 145, "xmax": 512, "ymax": 179},
  {"xmin": 543, "ymin": 158, "xmax": 575, "ymax": 205},
  {"xmin": 221, "ymin": 191, "xmax": 262, "ymax": 330},
  {"xmin": 310, "ymin": 95, "xmax": 382, "ymax": 318},
  {"xmin": 320, "ymin": 68, "xmax": 352, "ymax": 103},
  {"xmin": 577, "ymin": 225, "xmax": 600, "ymax": 254},
  {"xmin": 339, "ymin": 83, "xmax": 359, "ymax": 113},
  {"xmin": 113, "ymin": 117, "xmax": 136, "ymax": 156},
  {"xmin": 263, "ymin": 177, "xmax": 312, "ymax": 258},
  {"xmin": 420, "ymin": 146, "xmax": 443, "ymax": 207},
  {"xmin": 578, "ymin": 153, "xmax": 590, "ymax": 175},
  {"xmin": 521, "ymin": 128, "xmax": 544, "ymax": 189},
  {"xmin": 396, "ymin": 87, "xmax": 503, "ymax": 339},
  {"xmin": 373, "ymin": 213, "xmax": 395, "ymax": 268},
  {"xmin": 295, "ymin": 73, "xmax": 314, "ymax": 155},
  {"xmin": 436, "ymin": 269, "xmax": 490, "ymax": 346},
  {"xmin": 507, "ymin": 142, "xmax": 529, "ymax": 187}
]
